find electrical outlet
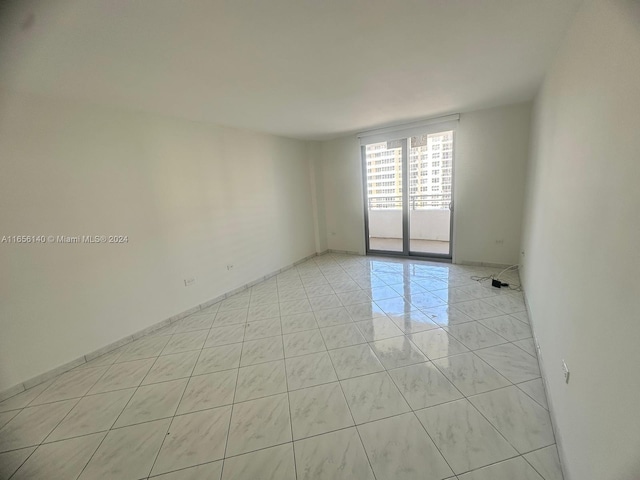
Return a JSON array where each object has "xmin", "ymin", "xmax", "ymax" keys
[
  {"xmin": 184, "ymin": 277, "xmax": 195, "ymax": 287},
  {"xmin": 521, "ymin": 250, "xmax": 526, "ymax": 256},
  {"xmin": 226, "ymin": 265, "xmax": 234, "ymax": 271},
  {"xmin": 562, "ymin": 359, "xmax": 570, "ymax": 384},
  {"xmin": 495, "ymin": 239, "xmax": 504, "ymax": 245}
]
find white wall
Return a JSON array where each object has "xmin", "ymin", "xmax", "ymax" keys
[
  {"xmin": 318, "ymin": 136, "xmax": 366, "ymax": 254},
  {"xmin": 520, "ymin": 1, "xmax": 640, "ymax": 479},
  {"xmin": 455, "ymin": 103, "xmax": 531, "ymax": 264},
  {"xmin": 318, "ymin": 103, "xmax": 531, "ymax": 264},
  {"xmin": 0, "ymin": 90, "xmax": 317, "ymax": 392}
]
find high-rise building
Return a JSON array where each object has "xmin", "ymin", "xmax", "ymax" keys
[{"xmin": 365, "ymin": 131, "xmax": 453, "ymax": 209}]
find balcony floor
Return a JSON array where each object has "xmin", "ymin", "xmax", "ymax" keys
[{"xmin": 369, "ymin": 237, "xmax": 450, "ymax": 255}]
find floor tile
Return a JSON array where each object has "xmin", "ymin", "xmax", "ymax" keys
[
  {"xmin": 407, "ymin": 291, "xmax": 447, "ymax": 309},
  {"xmin": 194, "ymin": 344, "xmax": 242, "ymax": 375},
  {"xmin": 409, "ymin": 328, "xmax": 469, "ymax": 360},
  {"xmin": 89, "ymin": 358, "xmax": 155, "ymax": 394},
  {"xmin": 226, "ymin": 393, "xmax": 291, "ymax": 456},
  {"xmin": 358, "ymin": 412, "xmax": 453, "ymax": 480},
  {"xmin": 444, "ymin": 322, "xmax": 508, "ymax": 350},
  {"xmin": 177, "ymin": 370, "xmax": 238, "ymax": 414},
  {"xmin": 250, "ymin": 292, "xmax": 280, "ymax": 306},
  {"xmin": 278, "ymin": 299, "xmax": 312, "ymax": 316},
  {"xmin": 354, "ymin": 317, "xmax": 403, "ymax": 342},
  {"xmin": 302, "ymin": 284, "xmax": 334, "ymax": 298},
  {"xmin": 214, "ymin": 308, "xmax": 249, "ymax": 327},
  {"xmin": 0, "ymin": 381, "xmax": 54, "ymax": 413},
  {"xmin": 320, "ymin": 324, "xmax": 367, "ymax": 349},
  {"xmin": 142, "ymin": 351, "xmax": 199, "ymax": 385},
  {"xmin": 234, "ymin": 360, "xmax": 287, "ymax": 402},
  {"xmin": 416, "ymin": 399, "xmax": 517, "ymax": 474},
  {"xmin": 218, "ymin": 296, "xmax": 250, "ymax": 311},
  {"xmin": 0, "ymin": 447, "xmax": 35, "ymax": 480},
  {"xmin": 340, "ymin": 372, "xmax": 410, "ymax": 424},
  {"xmin": 247, "ymin": 303, "xmax": 280, "ymax": 321},
  {"xmin": 457, "ymin": 456, "xmax": 544, "ymax": 480},
  {"xmin": 413, "ymin": 277, "xmax": 449, "ymax": 291},
  {"xmin": 240, "ymin": 337, "xmax": 284, "ymax": 366},
  {"xmin": 205, "ymin": 324, "xmax": 246, "ymax": 348},
  {"xmin": 12, "ymin": 432, "xmax": 105, "ymax": 480},
  {"xmin": 375, "ymin": 297, "xmax": 414, "ymax": 315},
  {"xmin": 517, "ymin": 378, "xmax": 549, "ymax": 410},
  {"xmin": 388, "ymin": 310, "xmax": 441, "ymax": 333},
  {"xmin": 482, "ymin": 293, "xmax": 527, "ymax": 314},
  {"xmin": 293, "ymin": 427, "xmax": 375, "ymax": 480},
  {"xmin": 280, "ymin": 313, "xmax": 318, "ymax": 334},
  {"xmin": 283, "ymin": 330, "xmax": 326, "ymax": 357},
  {"xmin": 243, "ymin": 318, "xmax": 282, "ymax": 341},
  {"xmin": 47, "ymin": 388, "xmax": 134, "ymax": 441},
  {"xmin": 31, "ymin": 366, "xmax": 108, "ymax": 405},
  {"xmin": 285, "ymin": 352, "xmax": 338, "ymax": 391},
  {"xmin": 313, "ymin": 307, "xmax": 352, "ymax": 327},
  {"xmin": 172, "ymin": 315, "xmax": 214, "ymax": 334},
  {"xmin": 151, "ymin": 406, "xmax": 232, "ymax": 475},
  {"xmin": 454, "ymin": 300, "xmax": 505, "ymax": 320},
  {"xmin": 432, "ymin": 287, "xmax": 476, "ymax": 304},
  {"xmin": 162, "ymin": 331, "xmax": 207, "ymax": 355},
  {"xmin": 114, "ymin": 378, "xmax": 187, "ymax": 427},
  {"xmin": 79, "ymin": 418, "xmax": 170, "ymax": 480},
  {"xmin": 278, "ymin": 288, "xmax": 308, "ymax": 303},
  {"xmin": 388, "ymin": 362, "xmax": 462, "ymax": 409},
  {"xmin": 118, "ymin": 336, "xmax": 171, "ymax": 362},
  {"xmin": 524, "ymin": 445, "xmax": 564, "ymax": 480},
  {"xmin": 0, "ymin": 411, "xmax": 18, "ymax": 430},
  {"xmin": 336, "ymin": 290, "xmax": 371, "ymax": 306},
  {"xmin": 344, "ymin": 303, "xmax": 386, "ymax": 321},
  {"xmin": 511, "ymin": 310, "xmax": 530, "ymax": 324},
  {"xmin": 289, "ymin": 382, "xmax": 353, "ymax": 440},
  {"xmin": 369, "ymin": 335, "xmax": 428, "ymax": 369},
  {"xmin": 370, "ymin": 286, "xmax": 402, "ymax": 302},
  {"xmin": 423, "ymin": 304, "xmax": 475, "ymax": 327},
  {"xmin": 0, "ymin": 399, "xmax": 76, "ymax": 452},
  {"xmin": 151, "ymin": 461, "xmax": 223, "ymax": 479},
  {"xmin": 221, "ymin": 444, "xmax": 295, "ymax": 480},
  {"xmin": 328, "ymin": 344, "xmax": 384, "ymax": 379},
  {"xmin": 475, "ymin": 343, "xmax": 540, "ymax": 383},
  {"xmin": 432, "ymin": 352, "xmax": 510, "ymax": 396},
  {"xmin": 479, "ymin": 315, "xmax": 532, "ymax": 342},
  {"xmin": 469, "ymin": 386, "xmax": 555, "ymax": 453},
  {"xmin": 514, "ymin": 338, "xmax": 537, "ymax": 356}
]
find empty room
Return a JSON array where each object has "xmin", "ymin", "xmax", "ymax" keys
[{"xmin": 0, "ymin": 1, "xmax": 639, "ymax": 479}]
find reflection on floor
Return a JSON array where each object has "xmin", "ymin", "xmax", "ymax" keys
[
  {"xmin": 369, "ymin": 237, "xmax": 450, "ymax": 255},
  {"xmin": 0, "ymin": 253, "xmax": 563, "ymax": 480}
]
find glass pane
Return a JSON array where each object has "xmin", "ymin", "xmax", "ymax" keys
[
  {"xmin": 366, "ymin": 140, "xmax": 403, "ymax": 252},
  {"xmin": 408, "ymin": 131, "xmax": 453, "ymax": 255}
]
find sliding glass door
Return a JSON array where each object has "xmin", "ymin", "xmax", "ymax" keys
[{"xmin": 362, "ymin": 123, "xmax": 455, "ymax": 259}]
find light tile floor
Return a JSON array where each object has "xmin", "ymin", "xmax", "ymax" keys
[{"xmin": 0, "ymin": 254, "xmax": 564, "ymax": 480}]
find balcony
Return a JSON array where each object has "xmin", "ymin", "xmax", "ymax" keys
[{"xmin": 368, "ymin": 194, "xmax": 451, "ymax": 255}]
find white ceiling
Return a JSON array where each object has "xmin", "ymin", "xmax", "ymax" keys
[{"xmin": 0, "ymin": 0, "xmax": 582, "ymax": 140}]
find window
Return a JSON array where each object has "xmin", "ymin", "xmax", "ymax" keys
[{"xmin": 432, "ymin": 178, "xmax": 440, "ymax": 183}]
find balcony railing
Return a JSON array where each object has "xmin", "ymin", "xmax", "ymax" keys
[{"xmin": 368, "ymin": 194, "xmax": 451, "ymax": 210}]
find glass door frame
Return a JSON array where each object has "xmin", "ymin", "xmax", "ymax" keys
[{"xmin": 362, "ymin": 132, "xmax": 455, "ymax": 261}]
